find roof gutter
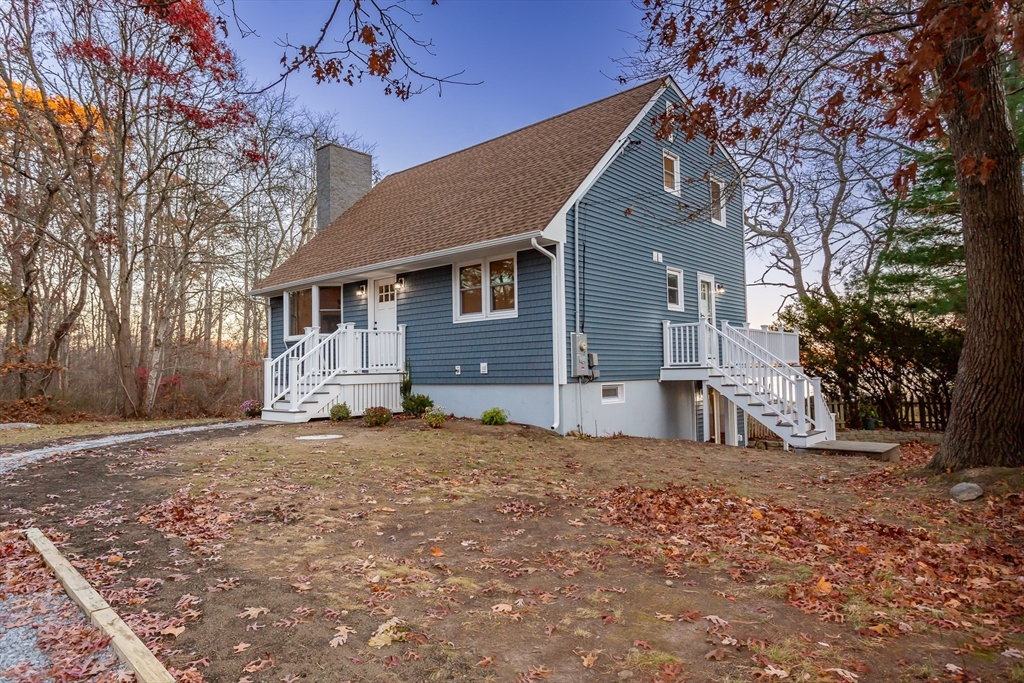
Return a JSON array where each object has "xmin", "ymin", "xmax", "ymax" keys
[
  {"xmin": 249, "ymin": 231, "xmax": 545, "ymax": 296},
  {"xmin": 531, "ymin": 237, "xmax": 560, "ymax": 433}
]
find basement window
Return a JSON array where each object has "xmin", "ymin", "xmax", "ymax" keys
[{"xmin": 601, "ymin": 383, "xmax": 625, "ymax": 405}]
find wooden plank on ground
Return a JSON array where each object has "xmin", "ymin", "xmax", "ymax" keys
[
  {"xmin": 24, "ymin": 528, "xmax": 108, "ymax": 616},
  {"xmin": 23, "ymin": 528, "xmax": 175, "ymax": 683},
  {"xmin": 91, "ymin": 607, "xmax": 175, "ymax": 683}
]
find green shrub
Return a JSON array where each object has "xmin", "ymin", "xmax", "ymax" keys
[
  {"xmin": 363, "ymin": 406, "xmax": 393, "ymax": 427},
  {"xmin": 481, "ymin": 407, "xmax": 509, "ymax": 426},
  {"xmin": 424, "ymin": 406, "xmax": 447, "ymax": 429},
  {"xmin": 330, "ymin": 402, "xmax": 351, "ymax": 421},
  {"xmin": 402, "ymin": 393, "xmax": 433, "ymax": 417},
  {"xmin": 400, "ymin": 367, "xmax": 413, "ymax": 398}
]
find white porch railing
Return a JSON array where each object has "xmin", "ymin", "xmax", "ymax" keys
[{"xmin": 263, "ymin": 324, "xmax": 406, "ymax": 409}]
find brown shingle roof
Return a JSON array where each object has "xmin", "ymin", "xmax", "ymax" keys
[{"xmin": 254, "ymin": 78, "xmax": 665, "ymax": 292}]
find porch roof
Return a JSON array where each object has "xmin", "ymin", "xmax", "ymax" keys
[{"xmin": 252, "ymin": 78, "xmax": 665, "ymax": 295}]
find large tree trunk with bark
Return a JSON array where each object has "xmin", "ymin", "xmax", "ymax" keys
[{"xmin": 930, "ymin": 17, "xmax": 1024, "ymax": 471}]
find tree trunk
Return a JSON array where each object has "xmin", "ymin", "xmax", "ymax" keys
[{"xmin": 930, "ymin": 19, "xmax": 1024, "ymax": 470}]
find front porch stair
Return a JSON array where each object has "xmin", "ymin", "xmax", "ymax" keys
[{"xmin": 261, "ymin": 373, "xmax": 403, "ymax": 423}]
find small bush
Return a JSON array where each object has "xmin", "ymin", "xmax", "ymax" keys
[
  {"xmin": 241, "ymin": 399, "xmax": 263, "ymax": 418},
  {"xmin": 330, "ymin": 402, "xmax": 351, "ymax": 421},
  {"xmin": 400, "ymin": 367, "xmax": 413, "ymax": 398},
  {"xmin": 481, "ymin": 407, "xmax": 509, "ymax": 426},
  {"xmin": 363, "ymin": 406, "xmax": 393, "ymax": 427},
  {"xmin": 424, "ymin": 406, "xmax": 447, "ymax": 429},
  {"xmin": 402, "ymin": 393, "xmax": 433, "ymax": 417}
]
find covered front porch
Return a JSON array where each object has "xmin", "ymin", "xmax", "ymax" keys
[{"xmin": 262, "ymin": 324, "xmax": 406, "ymax": 423}]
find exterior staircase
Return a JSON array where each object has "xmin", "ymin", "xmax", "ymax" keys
[
  {"xmin": 262, "ymin": 324, "xmax": 405, "ymax": 423},
  {"xmin": 662, "ymin": 320, "xmax": 835, "ymax": 448}
]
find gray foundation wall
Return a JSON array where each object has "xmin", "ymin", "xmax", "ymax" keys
[
  {"xmin": 559, "ymin": 380, "xmax": 696, "ymax": 439},
  {"xmin": 417, "ymin": 380, "xmax": 700, "ymax": 441},
  {"xmin": 414, "ymin": 384, "xmax": 555, "ymax": 429}
]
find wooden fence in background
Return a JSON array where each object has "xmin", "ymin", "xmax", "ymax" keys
[{"xmin": 746, "ymin": 396, "xmax": 947, "ymax": 441}]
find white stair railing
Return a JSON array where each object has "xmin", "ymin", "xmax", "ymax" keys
[
  {"xmin": 263, "ymin": 327, "xmax": 319, "ymax": 408},
  {"xmin": 713, "ymin": 322, "xmax": 834, "ymax": 438},
  {"xmin": 275, "ymin": 324, "xmax": 407, "ymax": 411}
]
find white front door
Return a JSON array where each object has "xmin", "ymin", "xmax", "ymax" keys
[
  {"xmin": 697, "ymin": 273, "xmax": 716, "ymax": 324},
  {"xmin": 368, "ymin": 277, "xmax": 399, "ymax": 371},
  {"xmin": 698, "ymin": 273, "xmax": 716, "ymax": 364},
  {"xmin": 372, "ymin": 277, "xmax": 397, "ymax": 331}
]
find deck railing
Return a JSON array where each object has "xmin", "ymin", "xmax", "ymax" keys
[
  {"xmin": 662, "ymin": 320, "xmax": 834, "ymax": 439},
  {"xmin": 264, "ymin": 324, "xmax": 406, "ymax": 409},
  {"xmin": 728, "ymin": 324, "xmax": 800, "ymax": 364}
]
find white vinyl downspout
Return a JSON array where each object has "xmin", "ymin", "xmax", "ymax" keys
[{"xmin": 531, "ymin": 238, "xmax": 560, "ymax": 432}]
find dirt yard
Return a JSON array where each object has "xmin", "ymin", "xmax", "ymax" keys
[{"xmin": 1, "ymin": 418, "xmax": 1022, "ymax": 682}]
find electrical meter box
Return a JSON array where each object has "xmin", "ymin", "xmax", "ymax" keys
[{"xmin": 571, "ymin": 332, "xmax": 591, "ymax": 377}]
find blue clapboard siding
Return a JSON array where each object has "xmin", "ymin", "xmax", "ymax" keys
[
  {"xmin": 344, "ymin": 281, "xmax": 368, "ymax": 328},
  {"xmin": 564, "ymin": 86, "xmax": 746, "ymax": 381},
  {"xmin": 269, "ymin": 296, "xmax": 285, "ymax": 358},
  {"xmin": 397, "ymin": 249, "xmax": 553, "ymax": 385}
]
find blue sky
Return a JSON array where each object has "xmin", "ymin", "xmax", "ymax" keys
[{"xmin": 227, "ymin": 0, "xmax": 783, "ymax": 324}]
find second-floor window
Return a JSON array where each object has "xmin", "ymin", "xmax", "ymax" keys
[
  {"xmin": 710, "ymin": 178, "xmax": 726, "ymax": 225},
  {"xmin": 663, "ymin": 150, "xmax": 680, "ymax": 194}
]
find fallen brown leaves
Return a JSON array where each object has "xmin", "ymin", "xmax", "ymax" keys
[
  {"xmin": 0, "ymin": 531, "xmax": 123, "ymax": 681},
  {"xmin": 600, "ymin": 449, "xmax": 1024, "ymax": 639},
  {"xmin": 137, "ymin": 488, "xmax": 234, "ymax": 555}
]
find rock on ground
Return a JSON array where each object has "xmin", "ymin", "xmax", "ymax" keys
[{"xmin": 950, "ymin": 482, "xmax": 984, "ymax": 502}]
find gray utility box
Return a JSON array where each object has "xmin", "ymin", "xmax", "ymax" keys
[{"xmin": 571, "ymin": 333, "xmax": 591, "ymax": 378}]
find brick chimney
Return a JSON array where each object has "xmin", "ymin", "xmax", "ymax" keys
[{"xmin": 316, "ymin": 143, "xmax": 372, "ymax": 231}]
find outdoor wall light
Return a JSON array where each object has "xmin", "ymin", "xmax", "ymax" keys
[
  {"xmin": 715, "ymin": 284, "xmax": 727, "ymax": 295},
  {"xmin": 356, "ymin": 285, "xmax": 366, "ymax": 298},
  {"xmin": 395, "ymin": 277, "xmax": 405, "ymax": 291}
]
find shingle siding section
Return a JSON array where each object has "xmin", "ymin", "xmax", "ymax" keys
[
  {"xmin": 269, "ymin": 296, "xmax": 285, "ymax": 358},
  {"xmin": 344, "ymin": 281, "xmax": 368, "ymax": 328},
  {"xmin": 564, "ymin": 88, "xmax": 747, "ymax": 382},
  {"xmin": 398, "ymin": 249, "xmax": 553, "ymax": 385}
]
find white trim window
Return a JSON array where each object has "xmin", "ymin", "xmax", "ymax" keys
[
  {"xmin": 666, "ymin": 267, "xmax": 684, "ymax": 311},
  {"xmin": 287, "ymin": 288, "xmax": 313, "ymax": 337},
  {"xmin": 453, "ymin": 255, "xmax": 518, "ymax": 322},
  {"xmin": 601, "ymin": 383, "xmax": 625, "ymax": 404},
  {"xmin": 663, "ymin": 150, "xmax": 680, "ymax": 195},
  {"xmin": 709, "ymin": 177, "xmax": 726, "ymax": 226},
  {"xmin": 319, "ymin": 286, "xmax": 342, "ymax": 333},
  {"xmin": 665, "ymin": 102, "xmax": 676, "ymax": 143}
]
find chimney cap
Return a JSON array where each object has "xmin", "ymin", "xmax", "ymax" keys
[{"xmin": 316, "ymin": 142, "xmax": 372, "ymax": 157}]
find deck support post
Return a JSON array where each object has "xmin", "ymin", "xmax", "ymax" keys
[
  {"xmin": 397, "ymin": 324, "xmax": 407, "ymax": 373},
  {"xmin": 662, "ymin": 320, "xmax": 672, "ymax": 367},
  {"xmin": 794, "ymin": 377, "xmax": 807, "ymax": 436}
]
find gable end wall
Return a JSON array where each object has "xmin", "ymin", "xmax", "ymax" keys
[{"xmin": 563, "ymin": 88, "xmax": 747, "ymax": 382}]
